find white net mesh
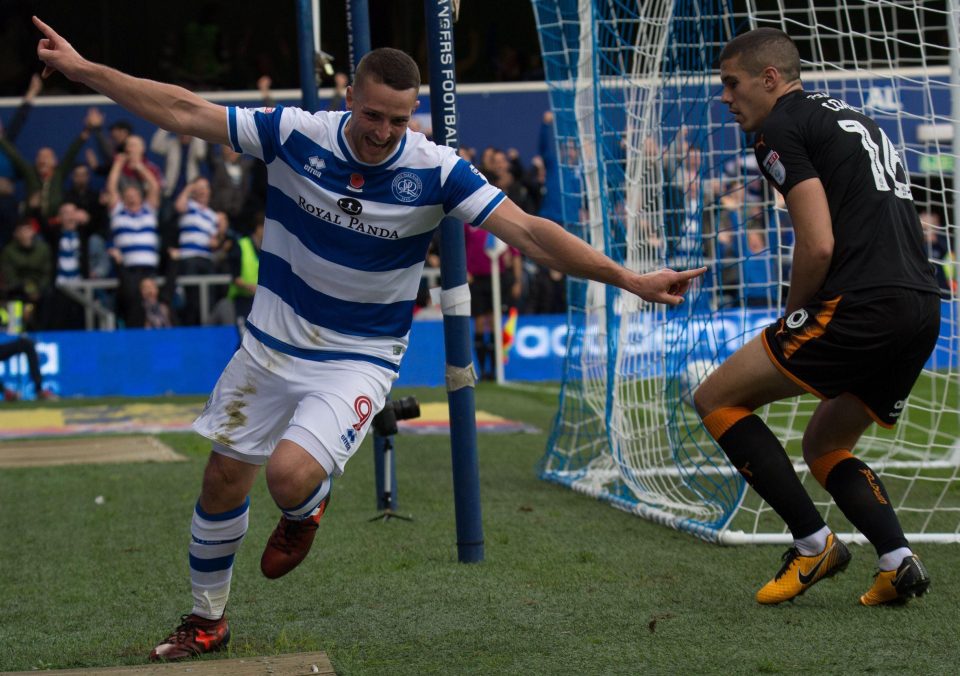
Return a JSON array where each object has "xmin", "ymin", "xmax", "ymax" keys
[{"xmin": 532, "ymin": 0, "xmax": 960, "ymax": 543}]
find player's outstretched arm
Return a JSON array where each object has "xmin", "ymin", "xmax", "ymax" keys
[
  {"xmin": 483, "ymin": 198, "xmax": 705, "ymax": 306},
  {"xmin": 33, "ymin": 16, "xmax": 229, "ymax": 147}
]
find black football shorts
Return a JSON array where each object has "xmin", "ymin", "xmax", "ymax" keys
[{"xmin": 762, "ymin": 287, "xmax": 941, "ymax": 427}]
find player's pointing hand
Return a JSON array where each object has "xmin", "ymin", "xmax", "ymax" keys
[
  {"xmin": 34, "ymin": 16, "xmax": 84, "ymax": 81},
  {"xmin": 631, "ymin": 266, "xmax": 707, "ymax": 306}
]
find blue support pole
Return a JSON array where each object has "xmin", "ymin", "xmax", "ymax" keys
[
  {"xmin": 423, "ymin": 0, "xmax": 484, "ymax": 563},
  {"xmin": 346, "ymin": 0, "xmax": 372, "ymax": 77},
  {"xmin": 294, "ymin": 0, "xmax": 320, "ymax": 113}
]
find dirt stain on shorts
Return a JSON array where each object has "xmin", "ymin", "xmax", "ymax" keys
[{"xmin": 213, "ymin": 381, "xmax": 257, "ymax": 447}]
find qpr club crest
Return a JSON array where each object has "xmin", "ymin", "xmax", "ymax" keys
[
  {"xmin": 391, "ymin": 171, "xmax": 423, "ymax": 203},
  {"xmin": 337, "ymin": 197, "xmax": 363, "ymax": 216}
]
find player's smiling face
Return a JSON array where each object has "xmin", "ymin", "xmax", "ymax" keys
[
  {"xmin": 720, "ymin": 54, "xmax": 773, "ymax": 133},
  {"xmin": 345, "ymin": 77, "xmax": 419, "ymax": 164}
]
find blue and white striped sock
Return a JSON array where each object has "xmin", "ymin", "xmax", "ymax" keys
[
  {"xmin": 189, "ymin": 497, "xmax": 249, "ymax": 620},
  {"xmin": 280, "ymin": 478, "xmax": 331, "ymax": 521}
]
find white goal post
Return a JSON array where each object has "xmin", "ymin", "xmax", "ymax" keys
[{"xmin": 531, "ymin": 0, "xmax": 960, "ymax": 544}]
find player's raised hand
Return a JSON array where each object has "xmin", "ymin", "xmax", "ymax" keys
[
  {"xmin": 630, "ymin": 266, "xmax": 707, "ymax": 306},
  {"xmin": 34, "ymin": 16, "xmax": 84, "ymax": 81}
]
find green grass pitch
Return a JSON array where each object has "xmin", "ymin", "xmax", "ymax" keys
[{"xmin": 1, "ymin": 384, "xmax": 958, "ymax": 674}]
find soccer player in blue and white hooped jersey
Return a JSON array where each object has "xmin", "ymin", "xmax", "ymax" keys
[{"xmin": 35, "ymin": 18, "xmax": 706, "ymax": 662}]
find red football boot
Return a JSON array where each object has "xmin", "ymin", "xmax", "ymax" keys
[
  {"xmin": 148, "ymin": 613, "xmax": 230, "ymax": 661},
  {"xmin": 260, "ymin": 494, "xmax": 330, "ymax": 579}
]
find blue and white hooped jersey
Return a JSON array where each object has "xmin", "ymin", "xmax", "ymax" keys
[
  {"xmin": 178, "ymin": 199, "xmax": 219, "ymax": 260},
  {"xmin": 56, "ymin": 230, "xmax": 81, "ymax": 284},
  {"xmin": 226, "ymin": 105, "xmax": 505, "ymax": 370},
  {"xmin": 110, "ymin": 202, "xmax": 159, "ymax": 268}
]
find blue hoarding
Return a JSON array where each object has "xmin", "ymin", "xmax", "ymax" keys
[{"xmin": 2, "ymin": 303, "xmax": 952, "ymax": 398}]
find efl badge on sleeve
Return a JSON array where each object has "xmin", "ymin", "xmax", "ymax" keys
[{"xmin": 763, "ymin": 149, "xmax": 786, "ymax": 186}]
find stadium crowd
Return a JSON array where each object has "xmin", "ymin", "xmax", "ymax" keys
[
  {"xmin": 3, "ymin": 71, "xmax": 947, "ymax": 369},
  {"xmin": 0, "ymin": 74, "xmax": 573, "ymax": 342}
]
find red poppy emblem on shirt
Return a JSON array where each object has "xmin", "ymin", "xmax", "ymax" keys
[{"xmin": 349, "ymin": 173, "xmax": 365, "ymax": 191}]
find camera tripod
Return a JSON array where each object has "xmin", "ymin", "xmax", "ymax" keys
[
  {"xmin": 369, "ymin": 395, "xmax": 420, "ymax": 522},
  {"xmin": 369, "ymin": 432, "xmax": 413, "ymax": 522}
]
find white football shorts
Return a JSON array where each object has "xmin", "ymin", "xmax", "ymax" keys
[{"xmin": 193, "ymin": 334, "xmax": 397, "ymax": 476}]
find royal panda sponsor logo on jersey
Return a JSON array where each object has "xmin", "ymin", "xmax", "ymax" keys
[
  {"xmin": 346, "ymin": 216, "xmax": 399, "ymax": 239},
  {"xmin": 297, "ymin": 196, "xmax": 343, "ymax": 224},
  {"xmin": 337, "ymin": 197, "xmax": 363, "ymax": 216},
  {"xmin": 763, "ymin": 149, "xmax": 786, "ymax": 186}
]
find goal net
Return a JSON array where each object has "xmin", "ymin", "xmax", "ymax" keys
[{"xmin": 531, "ymin": 0, "xmax": 960, "ymax": 543}]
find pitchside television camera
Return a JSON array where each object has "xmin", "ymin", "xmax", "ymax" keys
[{"xmin": 372, "ymin": 396, "xmax": 420, "ymax": 437}]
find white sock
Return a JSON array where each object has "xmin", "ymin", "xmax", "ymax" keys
[
  {"xmin": 878, "ymin": 547, "xmax": 912, "ymax": 572},
  {"xmin": 281, "ymin": 477, "xmax": 331, "ymax": 521},
  {"xmin": 189, "ymin": 497, "xmax": 249, "ymax": 620},
  {"xmin": 795, "ymin": 525, "xmax": 831, "ymax": 556}
]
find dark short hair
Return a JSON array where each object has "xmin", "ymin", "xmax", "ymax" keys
[
  {"xmin": 354, "ymin": 48, "xmax": 421, "ymax": 92},
  {"xmin": 720, "ymin": 27, "xmax": 801, "ymax": 82},
  {"xmin": 109, "ymin": 119, "xmax": 133, "ymax": 133}
]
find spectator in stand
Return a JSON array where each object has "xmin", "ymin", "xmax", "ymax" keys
[
  {"xmin": 169, "ymin": 177, "xmax": 227, "ymax": 325},
  {"xmin": 63, "ymin": 164, "xmax": 107, "ymax": 240},
  {"xmin": 150, "ymin": 128, "xmax": 208, "ymax": 257},
  {"xmin": 714, "ymin": 179, "xmax": 776, "ymax": 309},
  {"xmin": 485, "ymin": 159, "xmax": 528, "ymax": 310},
  {"xmin": 0, "ymin": 74, "xmax": 42, "ymax": 144},
  {"xmin": 713, "ymin": 180, "xmax": 746, "ymax": 308},
  {"xmin": 227, "ymin": 213, "xmax": 262, "ymax": 335},
  {"xmin": 116, "ymin": 134, "xmax": 164, "ymax": 196},
  {"xmin": 105, "ymin": 150, "xmax": 161, "ymax": 328},
  {"xmin": 54, "ymin": 202, "xmax": 86, "ymax": 283},
  {"xmin": 490, "ymin": 149, "xmax": 535, "ymax": 213},
  {"xmin": 0, "ymin": 74, "xmax": 44, "ymax": 244},
  {"xmin": 0, "ymin": 174, "xmax": 14, "ymax": 249},
  {"xmin": 208, "ymin": 144, "xmax": 263, "ymax": 235},
  {"xmin": 465, "ymin": 222, "xmax": 522, "ymax": 380},
  {"xmin": 85, "ymin": 108, "xmax": 132, "ymax": 176},
  {"xmin": 919, "ymin": 209, "xmax": 952, "ymax": 294},
  {"xmin": 0, "ymin": 112, "xmax": 90, "ymax": 226},
  {"xmin": 257, "ymin": 75, "xmax": 276, "ymax": 107},
  {"xmin": 327, "ymin": 72, "xmax": 349, "ymax": 111},
  {"xmin": 151, "ymin": 129, "xmax": 208, "ymax": 203},
  {"xmin": 0, "ymin": 218, "xmax": 52, "ymax": 330},
  {"xmin": 528, "ymin": 111, "xmax": 580, "ymax": 314},
  {"xmin": 139, "ymin": 276, "xmax": 173, "ymax": 329},
  {"xmin": 478, "ymin": 145, "xmax": 496, "ymax": 176},
  {"xmin": 47, "ymin": 201, "xmax": 88, "ymax": 329}
]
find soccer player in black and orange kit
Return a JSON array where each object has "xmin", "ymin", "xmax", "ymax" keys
[{"xmin": 694, "ymin": 27, "xmax": 938, "ymax": 606}]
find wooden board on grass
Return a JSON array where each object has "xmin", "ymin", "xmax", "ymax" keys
[
  {"xmin": 0, "ymin": 435, "xmax": 186, "ymax": 468},
  {"xmin": 1, "ymin": 651, "xmax": 334, "ymax": 675}
]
